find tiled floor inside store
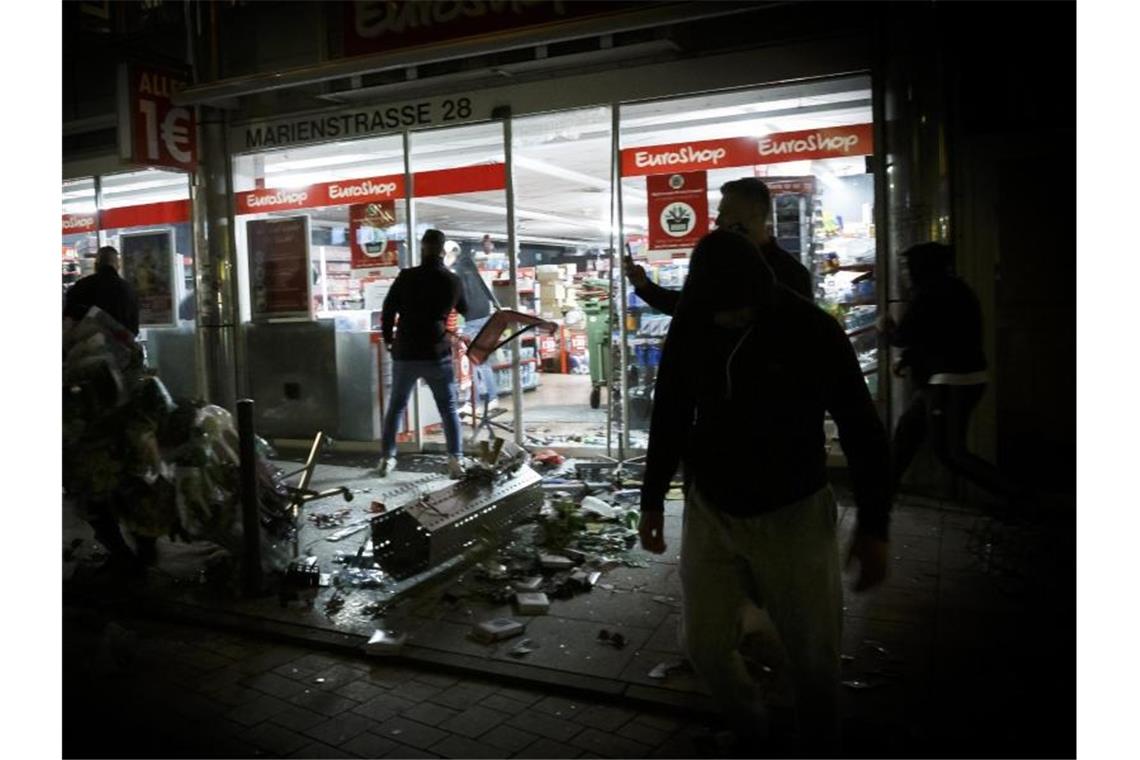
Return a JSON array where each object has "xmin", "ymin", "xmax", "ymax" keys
[{"xmin": 62, "ymin": 454, "xmax": 1076, "ymax": 758}]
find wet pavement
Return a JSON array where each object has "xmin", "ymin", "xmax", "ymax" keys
[{"xmin": 63, "ymin": 453, "xmax": 1076, "ymax": 758}]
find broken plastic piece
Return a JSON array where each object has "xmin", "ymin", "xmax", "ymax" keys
[
  {"xmin": 369, "ymin": 501, "xmax": 387, "ymax": 514},
  {"xmin": 648, "ymin": 660, "xmax": 687, "ymax": 680},
  {"xmin": 472, "ymin": 617, "xmax": 526, "ymax": 643},
  {"xmin": 514, "ymin": 576, "xmax": 544, "ymax": 592},
  {"xmin": 364, "ymin": 629, "xmax": 407, "ymax": 655},
  {"xmin": 580, "ymin": 495, "xmax": 619, "ymax": 519},
  {"xmin": 508, "ymin": 638, "xmax": 539, "ymax": 657},
  {"xmin": 515, "ymin": 592, "xmax": 550, "ymax": 615},
  {"xmin": 539, "ymin": 553, "xmax": 575, "ymax": 571}
]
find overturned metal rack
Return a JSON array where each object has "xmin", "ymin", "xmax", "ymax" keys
[{"xmin": 370, "ymin": 465, "xmax": 543, "ymax": 580}]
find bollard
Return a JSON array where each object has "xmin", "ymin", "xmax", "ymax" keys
[{"xmin": 236, "ymin": 399, "xmax": 263, "ymax": 595}]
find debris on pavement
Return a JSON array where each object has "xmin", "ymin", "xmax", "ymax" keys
[
  {"xmin": 472, "ymin": 617, "xmax": 526, "ymax": 643},
  {"xmin": 842, "ymin": 677, "xmax": 883, "ymax": 690},
  {"xmin": 364, "ymin": 629, "xmax": 407, "ymax": 655},
  {"xmin": 648, "ymin": 660, "xmax": 690, "ymax": 680},
  {"xmin": 508, "ymin": 638, "xmax": 539, "ymax": 658},
  {"xmin": 515, "ymin": 592, "xmax": 550, "ymax": 615},
  {"xmin": 306, "ymin": 508, "xmax": 353, "ymax": 528},
  {"xmin": 597, "ymin": 629, "xmax": 627, "ymax": 650}
]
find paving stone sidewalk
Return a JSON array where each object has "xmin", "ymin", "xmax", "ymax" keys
[{"xmin": 63, "ymin": 605, "xmax": 714, "ymax": 759}]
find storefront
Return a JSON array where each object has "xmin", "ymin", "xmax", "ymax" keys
[
  {"xmin": 221, "ymin": 54, "xmax": 884, "ymax": 458},
  {"xmin": 61, "ymin": 167, "xmax": 199, "ymax": 399}
]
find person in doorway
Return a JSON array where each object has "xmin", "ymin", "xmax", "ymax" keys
[
  {"xmin": 63, "ymin": 245, "xmax": 140, "ymax": 335},
  {"xmin": 882, "ymin": 241, "xmax": 1019, "ymax": 503},
  {"xmin": 639, "ymin": 228, "xmax": 891, "ymax": 754},
  {"xmin": 378, "ymin": 229, "xmax": 469, "ymax": 479},
  {"xmin": 446, "ymin": 236, "xmax": 500, "ymax": 407},
  {"xmin": 624, "ymin": 177, "xmax": 814, "ymax": 312}
]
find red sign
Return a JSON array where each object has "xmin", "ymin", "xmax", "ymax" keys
[
  {"xmin": 62, "ymin": 200, "xmax": 192, "ymax": 236},
  {"xmin": 121, "ymin": 64, "xmax": 197, "ymax": 171},
  {"xmin": 101, "ymin": 199, "xmax": 191, "ymax": 229},
  {"xmin": 756, "ymin": 124, "xmax": 874, "ymax": 163},
  {"xmin": 620, "ymin": 124, "xmax": 874, "ymax": 177},
  {"xmin": 343, "ymin": 1, "xmax": 639, "ymax": 59},
  {"xmin": 234, "ymin": 164, "xmax": 505, "ymax": 215},
  {"xmin": 247, "ymin": 217, "xmax": 312, "ymax": 320},
  {"xmin": 350, "ymin": 201, "xmax": 399, "ymax": 269},
  {"xmin": 647, "ymin": 171, "xmax": 708, "ymax": 252},
  {"xmin": 62, "ymin": 214, "xmax": 98, "ymax": 235},
  {"xmin": 622, "ymin": 137, "xmax": 758, "ymax": 178}
]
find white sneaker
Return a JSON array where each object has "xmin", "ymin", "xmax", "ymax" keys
[
  {"xmin": 447, "ymin": 456, "xmax": 466, "ymax": 479},
  {"xmin": 377, "ymin": 457, "xmax": 397, "ymax": 477}
]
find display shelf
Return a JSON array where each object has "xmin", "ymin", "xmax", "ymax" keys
[
  {"xmin": 839, "ymin": 298, "xmax": 877, "ymax": 307},
  {"xmin": 861, "ymin": 364, "xmax": 879, "ymax": 376},
  {"xmin": 493, "ymin": 358, "xmax": 539, "ymax": 369}
]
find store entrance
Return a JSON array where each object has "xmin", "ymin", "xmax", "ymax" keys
[{"xmin": 410, "ymin": 109, "xmax": 619, "ymax": 454}]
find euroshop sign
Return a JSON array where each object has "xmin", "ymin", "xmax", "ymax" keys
[
  {"xmin": 234, "ymin": 164, "xmax": 506, "ymax": 215},
  {"xmin": 118, "ymin": 64, "xmax": 197, "ymax": 171},
  {"xmin": 621, "ymin": 124, "xmax": 873, "ymax": 177},
  {"xmin": 233, "ymin": 95, "xmax": 489, "ymax": 152}
]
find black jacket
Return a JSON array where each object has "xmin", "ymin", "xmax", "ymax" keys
[
  {"xmin": 634, "ymin": 239, "xmax": 813, "ymax": 314},
  {"xmin": 451, "ymin": 253, "xmax": 495, "ymax": 321},
  {"xmin": 641, "ymin": 286, "xmax": 891, "ymax": 540},
  {"xmin": 63, "ymin": 266, "xmax": 140, "ymax": 335},
  {"xmin": 891, "ymin": 275, "xmax": 987, "ymax": 385},
  {"xmin": 382, "ymin": 259, "xmax": 468, "ymax": 360}
]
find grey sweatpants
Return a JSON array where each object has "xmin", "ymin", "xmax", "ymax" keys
[{"xmin": 680, "ymin": 484, "xmax": 842, "ymax": 749}]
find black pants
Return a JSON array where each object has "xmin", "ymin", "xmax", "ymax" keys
[
  {"xmin": 891, "ymin": 384, "xmax": 1016, "ymax": 500},
  {"xmin": 87, "ymin": 497, "xmax": 157, "ymax": 566}
]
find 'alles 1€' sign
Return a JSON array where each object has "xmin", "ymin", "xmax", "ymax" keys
[{"xmin": 118, "ymin": 64, "xmax": 197, "ymax": 171}]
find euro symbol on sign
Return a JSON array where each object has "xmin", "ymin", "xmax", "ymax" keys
[{"xmin": 162, "ymin": 107, "xmax": 193, "ymax": 164}]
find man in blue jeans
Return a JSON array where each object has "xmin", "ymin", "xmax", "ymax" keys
[{"xmin": 379, "ymin": 229, "xmax": 468, "ymax": 479}]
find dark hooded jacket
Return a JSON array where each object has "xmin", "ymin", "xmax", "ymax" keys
[{"xmin": 640, "ymin": 229, "xmax": 891, "ymax": 539}]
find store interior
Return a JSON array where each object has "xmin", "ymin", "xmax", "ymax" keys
[{"xmin": 65, "ymin": 74, "xmax": 876, "ymax": 455}]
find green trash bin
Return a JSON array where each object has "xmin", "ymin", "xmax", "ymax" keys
[{"xmin": 583, "ymin": 299, "xmax": 610, "ymax": 409}]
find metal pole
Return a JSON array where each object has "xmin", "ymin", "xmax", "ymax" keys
[
  {"xmin": 402, "ymin": 129, "xmax": 422, "ymax": 451},
  {"xmin": 502, "ymin": 110, "xmax": 524, "ymax": 447},
  {"xmin": 612, "ymin": 104, "xmax": 630, "ymax": 461},
  {"xmin": 236, "ymin": 398, "xmax": 262, "ymax": 595},
  {"xmin": 606, "ymin": 106, "xmax": 617, "ymax": 459}
]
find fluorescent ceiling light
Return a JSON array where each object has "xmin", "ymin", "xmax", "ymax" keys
[
  {"xmin": 266, "ymin": 153, "xmax": 390, "ymax": 173},
  {"xmin": 513, "ymin": 156, "xmax": 609, "ymax": 190}
]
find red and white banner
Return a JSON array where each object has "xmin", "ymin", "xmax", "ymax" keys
[
  {"xmin": 350, "ymin": 201, "xmax": 399, "ymax": 269},
  {"xmin": 646, "ymin": 171, "xmax": 709, "ymax": 251},
  {"xmin": 622, "ymin": 137, "xmax": 757, "ymax": 177},
  {"xmin": 236, "ymin": 174, "xmax": 403, "ymax": 215},
  {"xmin": 102, "ymin": 199, "xmax": 191, "ymax": 230},
  {"xmin": 621, "ymin": 124, "xmax": 874, "ymax": 177},
  {"xmin": 119, "ymin": 64, "xmax": 197, "ymax": 171},
  {"xmin": 62, "ymin": 200, "xmax": 192, "ymax": 236},
  {"xmin": 62, "ymin": 213, "xmax": 98, "ymax": 236},
  {"xmin": 235, "ymin": 163, "xmax": 505, "ymax": 215},
  {"xmin": 755, "ymin": 124, "xmax": 874, "ymax": 164}
]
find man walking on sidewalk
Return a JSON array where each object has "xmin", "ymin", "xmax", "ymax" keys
[
  {"xmin": 639, "ymin": 229, "xmax": 891, "ymax": 754},
  {"xmin": 378, "ymin": 229, "xmax": 468, "ymax": 479}
]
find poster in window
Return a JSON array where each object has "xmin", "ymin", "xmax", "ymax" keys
[
  {"xmin": 646, "ymin": 171, "xmax": 709, "ymax": 251},
  {"xmin": 349, "ymin": 201, "xmax": 399, "ymax": 269},
  {"xmin": 247, "ymin": 216, "xmax": 312, "ymax": 321},
  {"xmin": 119, "ymin": 229, "xmax": 176, "ymax": 327}
]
